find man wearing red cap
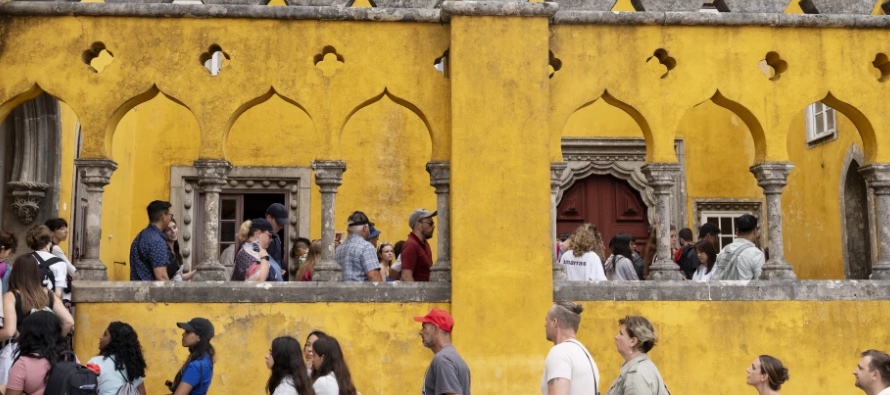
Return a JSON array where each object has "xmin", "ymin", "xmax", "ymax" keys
[{"xmin": 414, "ymin": 308, "xmax": 471, "ymax": 395}]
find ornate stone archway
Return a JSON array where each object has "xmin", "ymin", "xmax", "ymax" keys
[{"xmin": 554, "ymin": 137, "xmax": 687, "ymax": 228}]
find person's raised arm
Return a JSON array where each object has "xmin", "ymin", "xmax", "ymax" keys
[{"xmin": 51, "ymin": 292, "xmax": 74, "ymax": 336}]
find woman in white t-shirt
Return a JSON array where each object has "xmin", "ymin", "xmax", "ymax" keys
[
  {"xmin": 266, "ymin": 336, "xmax": 315, "ymax": 395},
  {"xmin": 87, "ymin": 322, "xmax": 147, "ymax": 395},
  {"xmin": 311, "ymin": 336, "xmax": 358, "ymax": 395},
  {"xmin": 558, "ymin": 224, "xmax": 607, "ymax": 281}
]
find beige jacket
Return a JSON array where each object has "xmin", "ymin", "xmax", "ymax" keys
[{"xmin": 606, "ymin": 353, "xmax": 670, "ymax": 395}]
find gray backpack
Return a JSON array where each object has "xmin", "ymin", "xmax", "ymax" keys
[{"xmin": 116, "ymin": 371, "xmax": 139, "ymax": 395}]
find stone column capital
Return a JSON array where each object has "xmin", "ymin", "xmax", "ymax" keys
[
  {"xmin": 312, "ymin": 160, "xmax": 347, "ymax": 192},
  {"xmin": 750, "ymin": 162, "xmax": 794, "ymax": 194},
  {"xmin": 426, "ymin": 161, "xmax": 450, "ymax": 192},
  {"xmin": 194, "ymin": 159, "xmax": 233, "ymax": 193},
  {"xmin": 550, "ymin": 162, "xmax": 567, "ymax": 193},
  {"xmin": 641, "ymin": 163, "xmax": 681, "ymax": 192},
  {"xmin": 859, "ymin": 164, "xmax": 890, "ymax": 193},
  {"xmin": 75, "ymin": 158, "xmax": 118, "ymax": 189}
]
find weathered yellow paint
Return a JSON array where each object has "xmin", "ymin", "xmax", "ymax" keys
[
  {"xmin": 449, "ymin": 15, "xmax": 554, "ymax": 394},
  {"xmin": 73, "ymin": 300, "xmax": 890, "ymax": 395},
  {"xmin": 75, "ymin": 302, "xmax": 447, "ymax": 395}
]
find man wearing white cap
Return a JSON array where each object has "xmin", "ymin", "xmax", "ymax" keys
[{"xmin": 401, "ymin": 209, "xmax": 436, "ymax": 282}]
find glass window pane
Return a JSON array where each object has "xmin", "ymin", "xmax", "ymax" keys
[
  {"xmin": 721, "ymin": 236, "xmax": 733, "ymax": 247},
  {"xmin": 706, "ymin": 217, "xmax": 718, "ymax": 226},
  {"xmin": 221, "ymin": 199, "xmax": 237, "ymax": 220},
  {"xmin": 720, "ymin": 217, "xmax": 732, "ymax": 233},
  {"xmin": 826, "ymin": 109, "xmax": 836, "ymax": 130},
  {"xmin": 815, "ymin": 114, "xmax": 825, "ymax": 134},
  {"xmin": 220, "ymin": 224, "xmax": 235, "ymax": 242}
]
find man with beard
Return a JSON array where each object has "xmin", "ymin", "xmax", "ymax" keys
[
  {"xmin": 415, "ymin": 308, "xmax": 471, "ymax": 395},
  {"xmin": 854, "ymin": 350, "xmax": 890, "ymax": 395},
  {"xmin": 400, "ymin": 209, "xmax": 436, "ymax": 282},
  {"xmin": 542, "ymin": 301, "xmax": 599, "ymax": 395}
]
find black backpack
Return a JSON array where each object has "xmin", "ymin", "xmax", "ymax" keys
[
  {"xmin": 44, "ymin": 351, "xmax": 99, "ymax": 395},
  {"xmin": 32, "ymin": 252, "xmax": 64, "ymax": 292},
  {"xmin": 675, "ymin": 244, "xmax": 699, "ymax": 280}
]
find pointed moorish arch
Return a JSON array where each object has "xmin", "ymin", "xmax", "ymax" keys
[
  {"xmin": 223, "ymin": 87, "xmax": 315, "ymax": 145},
  {"xmin": 337, "ymin": 88, "xmax": 434, "ymax": 155},
  {"xmin": 818, "ymin": 92, "xmax": 878, "ymax": 164},
  {"xmin": 105, "ymin": 84, "xmax": 194, "ymax": 161},
  {"xmin": 563, "ymin": 90, "xmax": 654, "ymax": 150},
  {"xmin": 694, "ymin": 90, "xmax": 767, "ymax": 163},
  {"xmin": 0, "ymin": 84, "xmax": 72, "ymax": 124}
]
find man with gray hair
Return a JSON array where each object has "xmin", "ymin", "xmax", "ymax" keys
[
  {"xmin": 542, "ymin": 301, "xmax": 599, "ymax": 395},
  {"xmin": 854, "ymin": 349, "xmax": 890, "ymax": 395},
  {"xmin": 335, "ymin": 211, "xmax": 383, "ymax": 282}
]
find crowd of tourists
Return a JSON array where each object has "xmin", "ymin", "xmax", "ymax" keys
[
  {"xmin": 129, "ymin": 201, "xmax": 437, "ymax": 283},
  {"xmin": 0, "ymin": 294, "xmax": 886, "ymax": 395},
  {"xmin": 557, "ymin": 214, "xmax": 766, "ymax": 282}
]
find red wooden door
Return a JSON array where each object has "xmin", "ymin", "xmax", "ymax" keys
[{"xmin": 557, "ymin": 174, "xmax": 650, "ymax": 256}]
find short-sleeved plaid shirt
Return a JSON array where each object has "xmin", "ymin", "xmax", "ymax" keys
[{"xmin": 335, "ymin": 233, "xmax": 379, "ymax": 281}]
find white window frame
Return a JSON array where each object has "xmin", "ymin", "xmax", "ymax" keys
[
  {"xmin": 805, "ymin": 101, "xmax": 838, "ymax": 146},
  {"xmin": 699, "ymin": 210, "xmax": 750, "ymax": 250}
]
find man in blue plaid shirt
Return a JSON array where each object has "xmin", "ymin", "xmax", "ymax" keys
[{"xmin": 336, "ymin": 211, "xmax": 384, "ymax": 282}]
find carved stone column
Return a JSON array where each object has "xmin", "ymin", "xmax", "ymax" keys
[
  {"xmin": 192, "ymin": 160, "xmax": 232, "ymax": 281},
  {"xmin": 550, "ymin": 162, "xmax": 567, "ymax": 281},
  {"xmin": 750, "ymin": 162, "xmax": 797, "ymax": 280},
  {"xmin": 311, "ymin": 161, "xmax": 346, "ymax": 281},
  {"xmin": 859, "ymin": 164, "xmax": 890, "ymax": 279},
  {"xmin": 427, "ymin": 161, "xmax": 452, "ymax": 282},
  {"xmin": 641, "ymin": 163, "xmax": 684, "ymax": 280},
  {"xmin": 73, "ymin": 158, "xmax": 117, "ymax": 280}
]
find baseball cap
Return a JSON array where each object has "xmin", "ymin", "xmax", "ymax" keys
[
  {"xmin": 265, "ymin": 203, "xmax": 288, "ymax": 228},
  {"xmin": 699, "ymin": 222, "xmax": 721, "ymax": 237},
  {"xmin": 413, "ymin": 308, "xmax": 454, "ymax": 333},
  {"xmin": 368, "ymin": 223, "xmax": 381, "ymax": 239},
  {"xmin": 250, "ymin": 218, "xmax": 274, "ymax": 233},
  {"xmin": 347, "ymin": 211, "xmax": 374, "ymax": 227},
  {"xmin": 177, "ymin": 317, "xmax": 215, "ymax": 340},
  {"xmin": 736, "ymin": 214, "xmax": 759, "ymax": 232},
  {"xmin": 408, "ymin": 209, "xmax": 437, "ymax": 229}
]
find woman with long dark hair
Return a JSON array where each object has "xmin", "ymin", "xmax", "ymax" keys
[
  {"xmin": 169, "ymin": 318, "xmax": 215, "ymax": 395},
  {"xmin": 691, "ymin": 240, "xmax": 718, "ymax": 282},
  {"xmin": 310, "ymin": 336, "xmax": 357, "ymax": 395},
  {"xmin": 266, "ymin": 336, "xmax": 315, "ymax": 395},
  {"xmin": 0, "ymin": 254, "xmax": 74, "ymax": 385},
  {"xmin": 88, "ymin": 322, "xmax": 148, "ymax": 395},
  {"xmin": 604, "ymin": 233, "xmax": 640, "ymax": 281},
  {"xmin": 5, "ymin": 311, "xmax": 70, "ymax": 395},
  {"xmin": 166, "ymin": 219, "xmax": 195, "ymax": 281},
  {"xmin": 304, "ymin": 331, "xmax": 328, "ymax": 375}
]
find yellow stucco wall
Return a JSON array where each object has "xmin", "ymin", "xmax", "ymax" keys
[
  {"xmin": 75, "ymin": 302, "xmax": 447, "ymax": 395},
  {"xmin": 73, "ymin": 300, "xmax": 890, "ymax": 395}
]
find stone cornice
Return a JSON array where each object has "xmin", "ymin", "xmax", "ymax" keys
[
  {"xmin": 73, "ymin": 281, "xmax": 451, "ymax": 303},
  {"xmin": 555, "ymin": 280, "xmax": 890, "ymax": 301},
  {"xmin": 0, "ymin": 2, "xmax": 888, "ymax": 29}
]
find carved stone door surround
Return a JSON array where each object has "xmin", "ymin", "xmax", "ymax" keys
[
  {"xmin": 554, "ymin": 138, "xmax": 687, "ymax": 229},
  {"xmin": 170, "ymin": 166, "xmax": 312, "ymax": 270}
]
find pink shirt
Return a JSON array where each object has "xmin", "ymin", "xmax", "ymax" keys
[{"xmin": 8, "ymin": 356, "xmax": 51, "ymax": 395}]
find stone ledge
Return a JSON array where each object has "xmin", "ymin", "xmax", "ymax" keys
[
  {"xmin": 0, "ymin": 2, "xmax": 443, "ymax": 22},
  {"xmin": 554, "ymin": 280, "xmax": 890, "ymax": 301},
  {"xmin": 552, "ymin": 11, "xmax": 890, "ymax": 28},
  {"xmin": 73, "ymin": 281, "xmax": 451, "ymax": 303},
  {"xmin": 441, "ymin": 1, "xmax": 558, "ymax": 18}
]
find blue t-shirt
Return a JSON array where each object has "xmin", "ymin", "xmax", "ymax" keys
[{"xmin": 181, "ymin": 354, "xmax": 213, "ymax": 395}]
